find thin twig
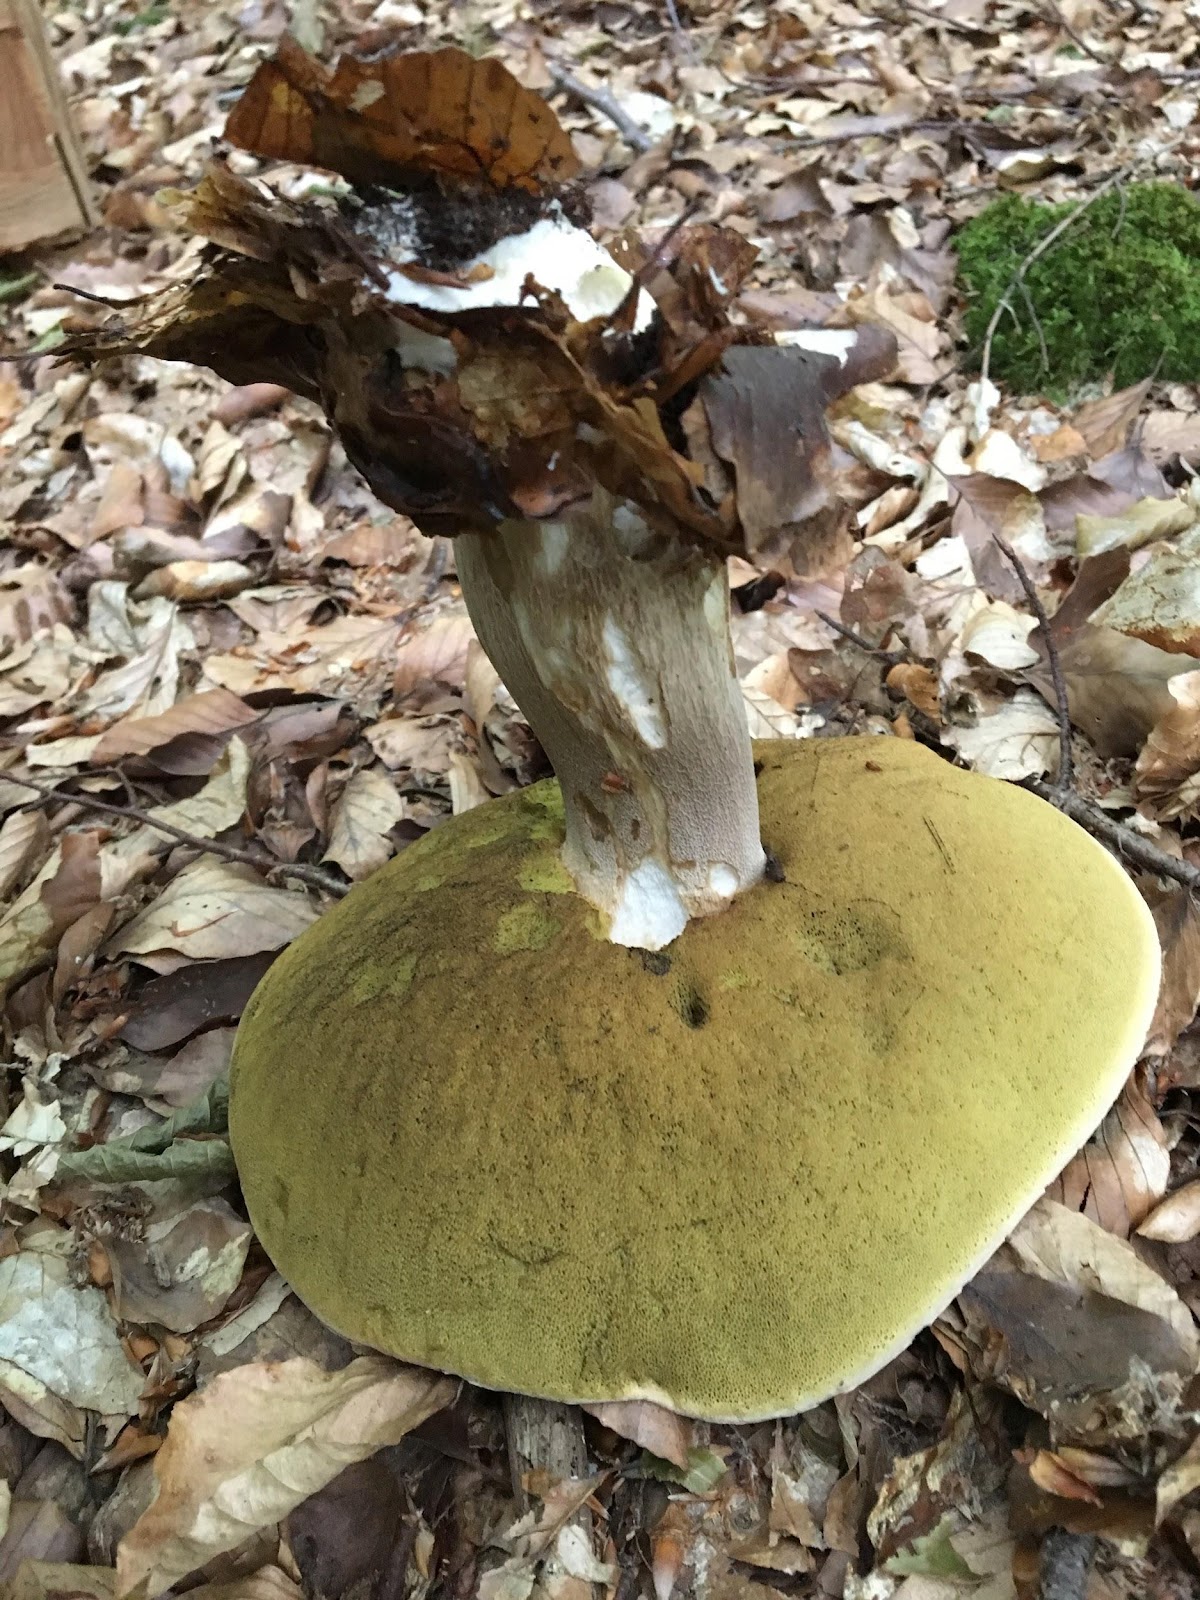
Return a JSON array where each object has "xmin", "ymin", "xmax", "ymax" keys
[
  {"xmin": 1026, "ymin": 778, "xmax": 1200, "ymax": 896},
  {"xmin": 883, "ymin": 0, "xmax": 991, "ymax": 36},
  {"xmin": 548, "ymin": 65, "xmax": 655, "ymax": 154},
  {"xmin": 663, "ymin": 0, "xmax": 696, "ymax": 57},
  {"xmin": 8, "ymin": 773, "xmax": 349, "ymax": 897},
  {"xmin": 1017, "ymin": 276, "xmax": 1050, "ymax": 374},
  {"xmin": 980, "ymin": 166, "xmax": 1129, "ymax": 385},
  {"xmin": 988, "ymin": 533, "xmax": 1074, "ymax": 790},
  {"xmin": 1041, "ymin": 0, "xmax": 1110, "ymax": 63},
  {"xmin": 816, "ymin": 612, "xmax": 907, "ymax": 666}
]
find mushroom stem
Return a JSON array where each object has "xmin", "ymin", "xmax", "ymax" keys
[{"xmin": 456, "ymin": 489, "xmax": 765, "ymax": 950}]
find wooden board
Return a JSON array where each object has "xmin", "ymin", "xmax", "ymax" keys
[{"xmin": 0, "ymin": 0, "xmax": 97, "ymax": 253}]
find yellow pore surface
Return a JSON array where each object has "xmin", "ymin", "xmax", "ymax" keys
[{"xmin": 229, "ymin": 737, "xmax": 1161, "ymax": 1420}]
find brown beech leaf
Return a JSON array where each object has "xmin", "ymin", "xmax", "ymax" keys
[
  {"xmin": 1049, "ymin": 1076, "xmax": 1170, "ymax": 1237},
  {"xmin": 1135, "ymin": 671, "xmax": 1200, "ymax": 820},
  {"xmin": 1072, "ymin": 381, "xmax": 1153, "ymax": 458},
  {"xmin": 393, "ymin": 614, "xmax": 476, "ymax": 706},
  {"xmin": 116, "ymin": 1357, "xmax": 454, "ymax": 1597},
  {"xmin": 1056, "ymin": 623, "xmax": 1183, "ymax": 759},
  {"xmin": 225, "ymin": 37, "xmax": 579, "ymax": 194},
  {"xmin": 582, "ymin": 1399, "xmax": 691, "ymax": 1470},
  {"xmin": 1144, "ymin": 887, "xmax": 1200, "ymax": 1056},
  {"xmin": 91, "ymin": 689, "xmax": 259, "ymax": 766}
]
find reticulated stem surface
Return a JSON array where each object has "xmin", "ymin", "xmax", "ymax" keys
[{"xmin": 456, "ymin": 491, "xmax": 765, "ymax": 949}]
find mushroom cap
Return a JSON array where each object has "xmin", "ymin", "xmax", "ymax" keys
[{"xmin": 229, "ymin": 737, "xmax": 1160, "ymax": 1421}]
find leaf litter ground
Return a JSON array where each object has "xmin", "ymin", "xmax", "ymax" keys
[{"xmin": 4, "ymin": 0, "xmax": 1200, "ymax": 1597}]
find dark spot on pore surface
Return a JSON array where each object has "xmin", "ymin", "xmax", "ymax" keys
[
  {"xmin": 638, "ymin": 949, "xmax": 671, "ymax": 976},
  {"xmin": 673, "ymin": 979, "xmax": 710, "ymax": 1029}
]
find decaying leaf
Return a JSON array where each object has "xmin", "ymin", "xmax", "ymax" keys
[
  {"xmin": 224, "ymin": 38, "xmax": 580, "ymax": 193},
  {"xmin": 1093, "ymin": 523, "xmax": 1200, "ymax": 655},
  {"xmin": 116, "ymin": 1356, "xmax": 454, "ymax": 1596},
  {"xmin": 0, "ymin": 1251, "xmax": 145, "ymax": 1433},
  {"xmin": 106, "ymin": 1200, "xmax": 252, "ymax": 1333},
  {"xmin": 1076, "ymin": 494, "xmax": 1195, "ymax": 558}
]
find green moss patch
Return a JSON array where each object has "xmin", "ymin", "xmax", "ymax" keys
[{"xmin": 956, "ymin": 182, "xmax": 1200, "ymax": 396}]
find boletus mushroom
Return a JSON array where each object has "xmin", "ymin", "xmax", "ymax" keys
[{"xmin": 72, "ymin": 40, "xmax": 1161, "ymax": 1421}]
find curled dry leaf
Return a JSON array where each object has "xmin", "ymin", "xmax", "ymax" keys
[
  {"xmin": 224, "ymin": 38, "xmax": 580, "ymax": 193},
  {"xmin": 0, "ymin": 809, "xmax": 49, "ymax": 901},
  {"xmin": 116, "ymin": 1356, "xmax": 455, "ymax": 1597},
  {"xmin": 213, "ymin": 383, "xmax": 291, "ymax": 427},
  {"xmin": 134, "ymin": 560, "xmax": 256, "ymax": 603},
  {"xmin": 0, "ymin": 833, "xmax": 101, "ymax": 1002},
  {"xmin": 1158, "ymin": 1432, "xmax": 1200, "ymax": 1528},
  {"xmin": 1023, "ymin": 1449, "xmax": 1103, "ymax": 1507},
  {"xmin": 1138, "ymin": 1179, "xmax": 1200, "ymax": 1243},
  {"xmin": 1072, "ymin": 382, "xmax": 1153, "ymax": 459}
]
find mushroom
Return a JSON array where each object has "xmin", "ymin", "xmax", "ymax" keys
[{"xmin": 71, "ymin": 41, "xmax": 1162, "ymax": 1420}]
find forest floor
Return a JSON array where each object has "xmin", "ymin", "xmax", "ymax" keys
[{"xmin": 4, "ymin": 0, "xmax": 1200, "ymax": 1597}]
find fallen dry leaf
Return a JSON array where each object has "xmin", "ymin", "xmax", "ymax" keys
[
  {"xmin": 1152, "ymin": 883, "xmax": 1200, "ymax": 1056},
  {"xmin": 116, "ymin": 1356, "xmax": 454, "ymax": 1596},
  {"xmin": 108, "ymin": 858, "xmax": 319, "ymax": 963},
  {"xmin": 322, "ymin": 769, "xmax": 404, "ymax": 880},
  {"xmin": 91, "ymin": 688, "xmax": 259, "ymax": 766},
  {"xmin": 582, "ymin": 1399, "xmax": 691, "ymax": 1470},
  {"xmin": 1076, "ymin": 495, "xmax": 1194, "ymax": 558},
  {"xmin": 1136, "ymin": 672, "xmax": 1200, "ymax": 820},
  {"xmin": 0, "ymin": 1249, "xmax": 145, "ymax": 1438},
  {"xmin": 1094, "ymin": 525, "xmax": 1200, "ymax": 656},
  {"xmin": 1050, "ymin": 1077, "xmax": 1170, "ymax": 1237},
  {"xmin": 393, "ymin": 613, "xmax": 476, "ymax": 707},
  {"xmin": 941, "ymin": 690, "xmax": 1058, "ymax": 780},
  {"xmin": 1138, "ymin": 1179, "xmax": 1200, "ymax": 1244}
]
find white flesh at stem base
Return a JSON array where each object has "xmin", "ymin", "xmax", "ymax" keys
[{"xmin": 456, "ymin": 490, "xmax": 766, "ymax": 951}]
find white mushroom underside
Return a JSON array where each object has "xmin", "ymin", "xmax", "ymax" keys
[{"xmin": 384, "ymin": 207, "xmax": 656, "ymax": 335}]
